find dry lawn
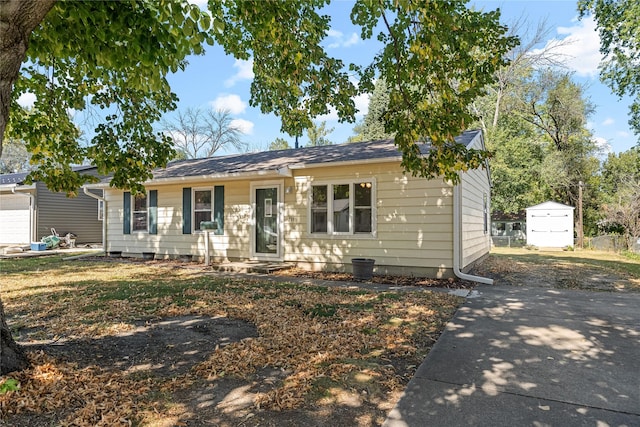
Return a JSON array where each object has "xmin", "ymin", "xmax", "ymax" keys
[
  {"xmin": 474, "ymin": 247, "xmax": 640, "ymax": 292},
  {"xmin": 0, "ymin": 256, "xmax": 461, "ymax": 426}
]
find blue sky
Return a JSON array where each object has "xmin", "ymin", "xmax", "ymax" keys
[{"xmin": 19, "ymin": 1, "xmax": 635, "ymax": 156}]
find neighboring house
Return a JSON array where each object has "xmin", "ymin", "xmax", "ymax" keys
[
  {"xmin": 491, "ymin": 210, "xmax": 526, "ymax": 247},
  {"xmin": 86, "ymin": 130, "xmax": 492, "ymax": 279},
  {"xmin": 526, "ymin": 201, "xmax": 575, "ymax": 248},
  {"xmin": 0, "ymin": 166, "xmax": 103, "ymax": 245}
]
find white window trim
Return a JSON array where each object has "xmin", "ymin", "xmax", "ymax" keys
[
  {"xmin": 192, "ymin": 187, "xmax": 214, "ymax": 234},
  {"xmin": 131, "ymin": 194, "xmax": 148, "ymax": 234},
  {"xmin": 307, "ymin": 179, "xmax": 377, "ymax": 238}
]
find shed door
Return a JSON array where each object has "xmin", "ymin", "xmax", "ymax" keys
[
  {"xmin": 529, "ymin": 212, "xmax": 572, "ymax": 247},
  {"xmin": 0, "ymin": 194, "xmax": 31, "ymax": 244}
]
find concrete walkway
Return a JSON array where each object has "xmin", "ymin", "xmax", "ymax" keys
[{"xmin": 384, "ymin": 285, "xmax": 640, "ymax": 426}]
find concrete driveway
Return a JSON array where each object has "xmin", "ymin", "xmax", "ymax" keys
[{"xmin": 384, "ymin": 285, "xmax": 640, "ymax": 426}]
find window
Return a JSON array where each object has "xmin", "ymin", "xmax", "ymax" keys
[
  {"xmin": 132, "ymin": 195, "xmax": 148, "ymax": 232},
  {"xmin": 97, "ymin": 200, "xmax": 104, "ymax": 221},
  {"xmin": 333, "ymin": 184, "xmax": 350, "ymax": 233},
  {"xmin": 311, "ymin": 185, "xmax": 328, "ymax": 233},
  {"xmin": 483, "ymin": 193, "xmax": 488, "ymax": 234},
  {"xmin": 355, "ymin": 182, "xmax": 372, "ymax": 233},
  {"xmin": 512, "ymin": 222, "xmax": 522, "ymax": 231},
  {"xmin": 182, "ymin": 186, "xmax": 224, "ymax": 235},
  {"xmin": 193, "ymin": 189, "xmax": 212, "ymax": 231},
  {"xmin": 310, "ymin": 181, "xmax": 374, "ymax": 235}
]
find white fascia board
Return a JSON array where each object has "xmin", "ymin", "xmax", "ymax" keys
[
  {"xmin": 83, "ymin": 169, "xmax": 284, "ymax": 189},
  {"xmin": 288, "ymin": 157, "xmax": 402, "ymax": 171},
  {"xmin": 0, "ymin": 183, "xmax": 36, "ymax": 192}
]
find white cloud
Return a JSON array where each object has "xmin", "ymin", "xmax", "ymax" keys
[
  {"xmin": 531, "ymin": 16, "xmax": 603, "ymax": 77},
  {"xmin": 327, "ymin": 29, "xmax": 361, "ymax": 49},
  {"xmin": 211, "ymin": 94, "xmax": 247, "ymax": 114},
  {"xmin": 17, "ymin": 92, "xmax": 36, "ymax": 109},
  {"xmin": 316, "ymin": 107, "xmax": 339, "ymax": 122},
  {"xmin": 602, "ymin": 117, "xmax": 615, "ymax": 126},
  {"xmin": 353, "ymin": 93, "xmax": 370, "ymax": 118},
  {"xmin": 616, "ymin": 130, "xmax": 630, "ymax": 138},
  {"xmin": 593, "ymin": 136, "xmax": 611, "ymax": 153},
  {"xmin": 343, "ymin": 33, "xmax": 360, "ymax": 48},
  {"xmin": 230, "ymin": 118, "xmax": 254, "ymax": 135},
  {"xmin": 224, "ymin": 58, "xmax": 254, "ymax": 87}
]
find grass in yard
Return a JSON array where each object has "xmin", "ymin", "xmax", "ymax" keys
[
  {"xmin": 483, "ymin": 247, "xmax": 640, "ymax": 292},
  {"xmin": 490, "ymin": 247, "xmax": 640, "ymax": 279},
  {"xmin": 0, "ymin": 256, "xmax": 461, "ymax": 426}
]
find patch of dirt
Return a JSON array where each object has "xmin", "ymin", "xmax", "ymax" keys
[
  {"xmin": 23, "ymin": 315, "xmax": 258, "ymax": 377},
  {"xmin": 4, "ymin": 316, "xmax": 260, "ymax": 427}
]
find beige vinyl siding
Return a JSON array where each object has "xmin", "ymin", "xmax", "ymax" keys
[
  {"xmin": 35, "ymin": 182, "xmax": 103, "ymax": 243},
  {"xmin": 283, "ymin": 162, "xmax": 454, "ymax": 275},
  {"xmin": 459, "ymin": 162, "xmax": 491, "ymax": 270},
  {"xmin": 106, "ymin": 182, "xmax": 245, "ymax": 261},
  {"xmin": 105, "ymin": 160, "xmax": 456, "ymax": 277}
]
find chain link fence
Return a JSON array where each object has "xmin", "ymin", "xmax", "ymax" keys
[
  {"xmin": 491, "ymin": 236, "xmax": 527, "ymax": 248},
  {"xmin": 585, "ymin": 235, "xmax": 640, "ymax": 253}
]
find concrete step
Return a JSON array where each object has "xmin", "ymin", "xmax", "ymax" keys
[{"xmin": 208, "ymin": 261, "xmax": 292, "ymax": 274}]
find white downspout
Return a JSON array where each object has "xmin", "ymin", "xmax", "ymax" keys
[
  {"xmin": 83, "ymin": 187, "xmax": 107, "ymax": 255},
  {"xmin": 11, "ymin": 186, "xmax": 35, "ymax": 243},
  {"xmin": 453, "ymin": 183, "xmax": 494, "ymax": 285}
]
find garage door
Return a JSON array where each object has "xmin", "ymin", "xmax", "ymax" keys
[{"xmin": 0, "ymin": 194, "xmax": 31, "ymax": 244}]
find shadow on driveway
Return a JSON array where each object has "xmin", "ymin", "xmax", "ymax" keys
[{"xmin": 384, "ymin": 285, "xmax": 640, "ymax": 426}]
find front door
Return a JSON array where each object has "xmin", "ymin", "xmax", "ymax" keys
[{"xmin": 254, "ymin": 186, "xmax": 280, "ymax": 258}]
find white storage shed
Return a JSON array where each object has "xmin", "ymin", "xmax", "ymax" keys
[{"xmin": 526, "ymin": 201, "xmax": 574, "ymax": 248}]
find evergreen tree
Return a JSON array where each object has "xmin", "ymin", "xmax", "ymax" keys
[
  {"xmin": 268, "ymin": 137, "xmax": 291, "ymax": 150},
  {"xmin": 352, "ymin": 79, "xmax": 394, "ymax": 141},
  {"xmin": 306, "ymin": 121, "xmax": 334, "ymax": 147}
]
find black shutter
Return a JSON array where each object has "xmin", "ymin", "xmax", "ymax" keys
[
  {"xmin": 182, "ymin": 187, "xmax": 191, "ymax": 234},
  {"xmin": 123, "ymin": 192, "xmax": 131, "ymax": 234},
  {"xmin": 214, "ymin": 185, "xmax": 224, "ymax": 235},
  {"xmin": 149, "ymin": 190, "xmax": 158, "ymax": 235}
]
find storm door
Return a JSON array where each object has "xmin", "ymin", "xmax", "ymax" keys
[{"xmin": 254, "ymin": 186, "xmax": 280, "ymax": 257}]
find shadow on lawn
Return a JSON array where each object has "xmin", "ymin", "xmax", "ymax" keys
[{"xmin": 21, "ymin": 315, "xmax": 258, "ymax": 377}]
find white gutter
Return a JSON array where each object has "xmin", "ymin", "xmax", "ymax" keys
[
  {"xmin": 287, "ymin": 156, "xmax": 403, "ymax": 171},
  {"xmin": 83, "ymin": 169, "xmax": 287, "ymax": 189},
  {"xmin": 10, "ymin": 185, "xmax": 35, "ymax": 243},
  {"xmin": 452, "ymin": 183, "xmax": 494, "ymax": 285},
  {"xmin": 83, "ymin": 187, "xmax": 107, "ymax": 255}
]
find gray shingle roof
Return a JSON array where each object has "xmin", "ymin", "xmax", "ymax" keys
[
  {"xmin": 0, "ymin": 171, "xmax": 29, "ymax": 185},
  {"xmin": 0, "ymin": 165, "xmax": 97, "ymax": 186},
  {"xmin": 152, "ymin": 129, "xmax": 481, "ymax": 180}
]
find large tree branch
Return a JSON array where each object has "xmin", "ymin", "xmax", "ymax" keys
[{"xmin": 0, "ymin": 0, "xmax": 56, "ymax": 154}]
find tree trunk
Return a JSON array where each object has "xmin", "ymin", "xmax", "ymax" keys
[
  {"xmin": 1, "ymin": 0, "xmax": 55, "ymax": 374},
  {"xmin": 1, "ymin": 298, "xmax": 29, "ymax": 374},
  {"xmin": 0, "ymin": 0, "xmax": 56, "ymax": 153}
]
